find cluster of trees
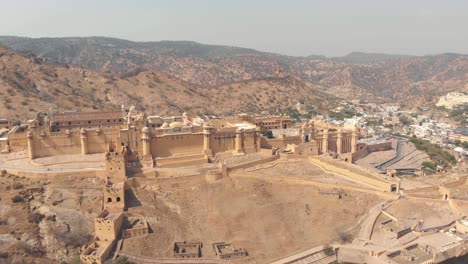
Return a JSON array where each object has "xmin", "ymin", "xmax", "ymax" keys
[
  {"xmin": 260, "ymin": 128, "xmax": 274, "ymax": 139},
  {"xmin": 422, "ymin": 161, "xmax": 437, "ymax": 170},
  {"xmin": 329, "ymin": 109, "xmax": 359, "ymax": 121},
  {"xmin": 453, "ymin": 140, "xmax": 468, "ymax": 149},
  {"xmin": 409, "ymin": 136, "xmax": 457, "ymax": 165},
  {"xmin": 450, "ymin": 104, "xmax": 468, "ymax": 124},
  {"xmin": 398, "ymin": 115, "xmax": 411, "ymax": 125},
  {"xmin": 366, "ymin": 118, "xmax": 383, "ymax": 126}
]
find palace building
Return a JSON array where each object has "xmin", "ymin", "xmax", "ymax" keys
[{"xmin": 0, "ymin": 109, "xmax": 359, "ymax": 167}]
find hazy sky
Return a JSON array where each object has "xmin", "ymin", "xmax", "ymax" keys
[{"xmin": 1, "ymin": 0, "xmax": 467, "ymax": 56}]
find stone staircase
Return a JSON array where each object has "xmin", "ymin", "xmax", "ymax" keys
[{"xmin": 156, "ymin": 153, "xmax": 208, "ymax": 168}]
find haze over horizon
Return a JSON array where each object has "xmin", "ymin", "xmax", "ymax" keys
[{"xmin": 1, "ymin": 0, "xmax": 467, "ymax": 57}]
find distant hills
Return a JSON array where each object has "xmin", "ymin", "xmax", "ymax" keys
[
  {"xmin": 333, "ymin": 52, "xmax": 413, "ymax": 63},
  {"xmin": 0, "ymin": 45, "xmax": 340, "ymax": 119},
  {"xmin": 0, "ymin": 36, "xmax": 467, "ymax": 115}
]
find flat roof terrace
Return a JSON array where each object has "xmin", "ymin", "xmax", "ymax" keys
[
  {"xmin": 96, "ymin": 210, "xmax": 121, "ymax": 221},
  {"xmin": 51, "ymin": 111, "xmax": 123, "ymax": 122}
]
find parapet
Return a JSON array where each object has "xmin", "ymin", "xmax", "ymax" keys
[
  {"xmin": 213, "ymin": 242, "xmax": 248, "ymax": 260},
  {"xmin": 80, "ymin": 240, "xmax": 116, "ymax": 264},
  {"xmin": 173, "ymin": 241, "xmax": 202, "ymax": 258},
  {"xmin": 122, "ymin": 217, "xmax": 149, "ymax": 238},
  {"xmin": 94, "ymin": 209, "xmax": 124, "ymax": 242}
]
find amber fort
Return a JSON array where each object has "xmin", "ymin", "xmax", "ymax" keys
[{"xmin": 1, "ymin": 107, "xmax": 468, "ymax": 264}]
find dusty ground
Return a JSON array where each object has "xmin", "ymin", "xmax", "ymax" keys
[
  {"xmin": 0, "ymin": 172, "xmax": 102, "ymax": 263},
  {"xmin": 0, "ymin": 155, "xmax": 385, "ymax": 263},
  {"xmin": 121, "ymin": 175, "xmax": 382, "ymax": 264},
  {"xmin": 385, "ymin": 199, "xmax": 455, "ymax": 230},
  {"xmin": 242, "ymin": 159, "xmax": 381, "ymax": 189},
  {"xmin": 0, "ymin": 153, "xmax": 105, "ymax": 172}
]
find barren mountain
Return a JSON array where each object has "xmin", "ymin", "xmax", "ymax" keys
[
  {"xmin": 0, "ymin": 46, "xmax": 339, "ymax": 119},
  {"xmin": 1, "ymin": 36, "xmax": 467, "ymax": 106}
]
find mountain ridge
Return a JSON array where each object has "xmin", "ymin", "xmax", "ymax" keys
[
  {"xmin": 0, "ymin": 45, "xmax": 340, "ymax": 119},
  {"xmin": 1, "ymin": 36, "xmax": 467, "ymax": 108},
  {"xmin": 2, "ymin": 35, "xmax": 466, "ymax": 58}
]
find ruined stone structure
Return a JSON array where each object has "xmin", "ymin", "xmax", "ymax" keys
[
  {"xmin": 105, "ymin": 147, "xmax": 128, "ymax": 182},
  {"xmin": 81, "ymin": 147, "xmax": 130, "ymax": 264},
  {"xmin": 173, "ymin": 241, "xmax": 202, "ymax": 258},
  {"xmin": 103, "ymin": 181, "xmax": 126, "ymax": 213},
  {"xmin": 122, "ymin": 217, "xmax": 149, "ymax": 238},
  {"xmin": 80, "ymin": 210, "xmax": 123, "ymax": 264},
  {"xmin": 213, "ymin": 242, "xmax": 248, "ymax": 259}
]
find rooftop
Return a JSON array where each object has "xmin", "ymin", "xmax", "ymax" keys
[
  {"xmin": 51, "ymin": 111, "xmax": 124, "ymax": 122},
  {"xmin": 96, "ymin": 210, "xmax": 122, "ymax": 221},
  {"xmin": 453, "ymin": 127, "xmax": 468, "ymax": 136}
]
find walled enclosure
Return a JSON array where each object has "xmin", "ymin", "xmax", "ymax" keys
[{"xmin": 5, "ymin": 119, "xmax": 260, "ymax": 163}]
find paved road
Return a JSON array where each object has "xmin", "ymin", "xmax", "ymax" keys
[{"xmin": 358, "ymin": 201, "xmax": 388, "ymax": 240}]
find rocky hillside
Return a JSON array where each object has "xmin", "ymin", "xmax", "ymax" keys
[
  {"xmin": 1, "ymin": 36, "xmax": 467, "ymax": 106},
  {"xmin": 0, "ymin": 46, "xmax": 339, "ymax": 119}
]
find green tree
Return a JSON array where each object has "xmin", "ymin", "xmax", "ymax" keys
[
  {"xmin": 260, "ymin": 129, "xmax": 274, "ymax": 139},
  {"xmin": 422, "ymin": 161, "xmax": 436, "ymax": 170},
  {"xmin": 462, "ymin": 141, "xmax": 468, "ymax": 149},
  {"xmin": 398, "ymin": 115, "xmax": 411, "ymax": 125}
]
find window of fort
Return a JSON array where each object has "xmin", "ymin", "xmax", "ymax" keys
[
  {"xmin": 117, "ymin": 197, "xmax": 121, "ymax": 202},
  {"xmin": 107, "ymin": 197, "xmax": 112, "ymax": 203}
]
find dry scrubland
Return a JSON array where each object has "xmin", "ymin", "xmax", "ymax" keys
[
  {"xmin": 2, "ymin": 36, "xmax": 467, "ymax": 109},
  {"xmin": 0, "ymin": 173, "xmax": 103, "ymax": 263},
  {"xmin": 121, "ymin": 176, "xmax": 380, "ymax": 263},
  {"xmin": 0, "ymin": 46, "xmax": 339, "ymax": 119},
  {"xmin": 0, "ymin": 154, "xmax": 387, "ymax": 264}
]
